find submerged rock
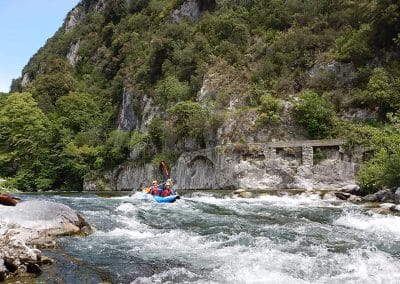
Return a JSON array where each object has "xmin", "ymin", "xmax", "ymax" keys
[
  {"xmin": 362, "ymin": 189, "xmax": 394, "ymax": 203},
  {"xmin": 0, "ymin": 200, "xmax": 91, "ymax": 281}
]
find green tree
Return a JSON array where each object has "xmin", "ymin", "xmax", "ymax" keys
[
  {"xmin": 155, "ymin": 75, "xmax": 191, "ymax": 106},
  {"xmin": 357, "ymin": 119, "xmax": 400, "ymax": 193},
  {"xmin": 55, "ymin": 92, "xmax": 106, "ymax": 134},
  {"xmin": 0, "ymin": 93, "xmax": 48, "ymax": 169},
  {"xmin": 335, "ymin": 24, "xmax": 373, "ymax": 65},
  {"xmin": 167, "ymin": 101, "xmax": 207, "ymax": 143},
  {"xmin": 0, "ymin": 93, "xmax": 50, "ymax": 190},
  {"xmin": 104, "ymin": 0, "xmax": 127, "ymax": 24},
  {"xmin": 33, "ymin": 73, "xmax": 76, "ymax": 107},
  {"xmin": 362, "ymin": 67, "xmax": 400, "ymax": 116},
  {"xmin": 148, "ymin": 117, "xmax": 166, "ymax": 150},
  {"xmin": 295, "ymin": 92, "xmax": 338, "ymax": 139}
]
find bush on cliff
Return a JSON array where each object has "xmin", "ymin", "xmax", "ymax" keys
[
  {"xmin": 167, "ymin": 101, "xmax": 207, "ymax": 145},
  {"xmin": 294, "ymin": 92, "xmax": 338, "ymax": 139},
  {"xmin": 357, "ymin": 116, "xmax": 400, "ymax": 193},
  {"xmin": 256, "ymin": 93, "xmax": 283, "ymax": 126}
]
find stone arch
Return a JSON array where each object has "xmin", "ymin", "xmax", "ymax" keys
[{"xmin": 188, "ymin": 155, "xmax": 215, "ymax": 168}]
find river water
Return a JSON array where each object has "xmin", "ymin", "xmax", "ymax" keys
[{"xmin": 24, "ymin": 191, "xmax": 400, "ymax": 283}]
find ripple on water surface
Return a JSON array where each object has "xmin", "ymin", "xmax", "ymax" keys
[{"xmin": 28, "ymin": 191, "xmax": 400, "ymax": 283}]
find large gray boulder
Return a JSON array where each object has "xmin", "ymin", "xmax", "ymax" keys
[
  {"xmin": 0, "ymin": 200, "xmax": 91, "ymax": 280},
  {"xmin": 395, "ymin": 187, "xmax": 400, "ymax": 204}
]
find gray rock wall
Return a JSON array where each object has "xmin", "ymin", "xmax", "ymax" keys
[
  {"xmin": 118, "ymin": 88, "xmax": 139, "ymax": 131},
  {"xmin": 172, "ymin": 148, "xmax": 238, "ymax": 189},
  {"xmin": 172, "ymin": 0, "xmax": 201, "ymax": 22},
  {"xmin": 67, "ymin": 40, "xmax": 80, "ymax": 66},
  {"xmin": 110, "ymin": 163, "xmax": 160, "ymax": 191},
  {"xmin": 96, "ymin": 142, "xmax": 359, "ymax": 191},
  {"xmin": 172, "ymin": 146, "xmax": 356, "ymax": 190}
]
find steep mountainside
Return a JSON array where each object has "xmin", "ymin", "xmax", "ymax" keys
[{"xmin": 1, "ymin": 0, "xmax": 400, "ymax": 192}]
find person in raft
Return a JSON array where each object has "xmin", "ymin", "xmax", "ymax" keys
[
  {"xmin": 160, "ymin": 180, "xmax": 175, "ymax": 197},
  {"xmin": 149, "ymin": 180, "xmax": 161, "ymax": 196}
]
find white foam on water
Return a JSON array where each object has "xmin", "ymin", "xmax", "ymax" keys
[
  {"xmin": 208, "ymin": 236, "xmax": 400, "ymax": 284},
  {"xmin": 72, "ymin": 193, "xmax": 400, "ymax": 283},
  {"xmin": 249, "ymin": 192, "xmax": 337, "ymax": 207},
  {"xmin": 334, "ymin": 211, "xmax": 400, "ymax": 237},
  {"xmin": 131, "ymin": 267, "xmax": 200, "ymax": 284},
  {"xmin": 116, "ymin": 202, "xmax": 137, "ymax": 213},
  {"xmin": 185, "ymin": 192, "xmax": 345, "ymax": 209},
  {"xmin": 96, "ymin": 227, "xmax": 154, "ymax": 239}
]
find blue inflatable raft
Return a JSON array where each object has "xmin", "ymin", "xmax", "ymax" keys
[{"xmin": 153, "ymin": 195, "xmax": 179, "ymax": 203}]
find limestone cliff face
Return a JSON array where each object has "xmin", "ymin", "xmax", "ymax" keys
[
  {"xmin": 86, "ymin": 141, "xmax": 359, "ymax": 191},
  {"xmin": 172, "ymin": 143, "xmax": 357, "ymax": 190},
  {"xmin": 117, "ymin": 88, "xmax": 138, "ymax": 131}
]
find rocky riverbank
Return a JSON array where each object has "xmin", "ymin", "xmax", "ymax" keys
[
  {"xmin": 333, "ymin": 185, "xmax": 400, "ymax": 213},
  {"xmin": 0, "ymin": 200, "xmax": 91, "ymax": 281},
  {"xmin": 230, "ymin": 186, "xmax": 400, "ymax": 215}
]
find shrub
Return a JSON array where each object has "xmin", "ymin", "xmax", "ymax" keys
[
  {"xmin": 155, "ymin": 75, "xmax": 192, "ymax": 106},
  {"xmin": 148, "ymin": 117, "xmax": 166, "ymax": 150},
  {"xmin": 350, "ymin": 67, "xmax": 400, "ymax": 118},
  {"xmin": 256, "ymin": 93, "xmax": 283, "ymax": 126},
  {"xmin": 335, "ymin": 24, "xmax": 373, "ymax": 65},
  {"xmin": 167, "ymin": 101, "xmax": 207, "ymax": 143},
  {"xmin": 294, "ymin": 91, "xmax": 338, "ymax": 139},
  {"xmin": 357, "ymin": 120, "xmax": 400, "ymax": 193}
]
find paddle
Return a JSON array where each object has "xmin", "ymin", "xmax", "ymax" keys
[
  {"xmin": 158, "ymin": 161, "xmax": 179, "ymax": 197},
  {"xmin": 159, "ymin": 161, "xmax": 170, "ymax": 180}
]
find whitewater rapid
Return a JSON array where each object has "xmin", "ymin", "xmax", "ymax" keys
[{"xmin": 26, "ymin": 192, "xmax": 400, "ymax": 283}]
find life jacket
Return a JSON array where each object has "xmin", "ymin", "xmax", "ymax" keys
[
  {"xmin": 149, "ymin": 185, "xmax": 159, "ymax": 195},
  {"xmin": 160, "ymin": 187, "xmax": 171, "ymax": 197}
]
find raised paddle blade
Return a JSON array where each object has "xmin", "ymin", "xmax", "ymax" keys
[{"xmin": 159, "ymin": 161, "xmax": 170, "ymax": 179}]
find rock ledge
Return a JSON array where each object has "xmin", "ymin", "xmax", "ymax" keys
[{"xmin": 0, "ymin": 200, "xmax": 91, "ymax": 281}]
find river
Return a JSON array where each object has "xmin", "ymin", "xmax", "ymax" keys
[{"xmin": 21, "ymin": 191, "xmax": 400, "ymax": 283}]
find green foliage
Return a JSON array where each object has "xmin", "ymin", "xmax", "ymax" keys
[
  {"xmin": 0, "ymin": 93, "xmax": 48, "ymax": 169},
  {"xmin": 33, "ymin": 73, "xmax": 77, "ymax": 107},
  {"xmin": 294, "ymin": 92, "xmax": 338, "ymax": 139},
  {"xmin": 335, "ymin": 24, "xmax": 373, "ymax": 65},
  {"xmin": 55, "ymin": 92, "xmax": 106, "ymax": 133},
  {"xmin": 357, "ymin": 120, "xmax": 400, "ymax": 193},
  {"xmin": 148, "ymin": 117, "xmax": 166, "ymax": 150},
  {"xmin": 167, "ymin": 101, "xmax": 207, "ymax": 143},
  {"xmin": 256, "ymin": 93, "xmax": 283, "ymax": 126},
  {"xmin": 351, "ymin": 67, "xmax": 400, "ymax": 118},
  {"xmin": 369, "ymin": 0, "xmax": 400, "ymax": 48},
  {"xmin": 155, "ymin": 75, "xmax": 192, "ymax": 106},
  {"xmin": 129, "ymin": 130, "xmax": 150, "ymax": 152},
  {"xmin": 0, "ymin": 93, "xmax": 53, "ymax": 191},
  {"xmin": 104, "ymin": 0, "xmax": 127, "ymax": 24},
  {"xmin": 128, "ymin": 0, "xmax": 148, "ymax": 13},
  {"xmin": 313, "ymin": 148, "xmax": 326, "ymax": 164},
  {"xmin": 151, "ymin": 152, "xmax": 178, "ymax": 166}
]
